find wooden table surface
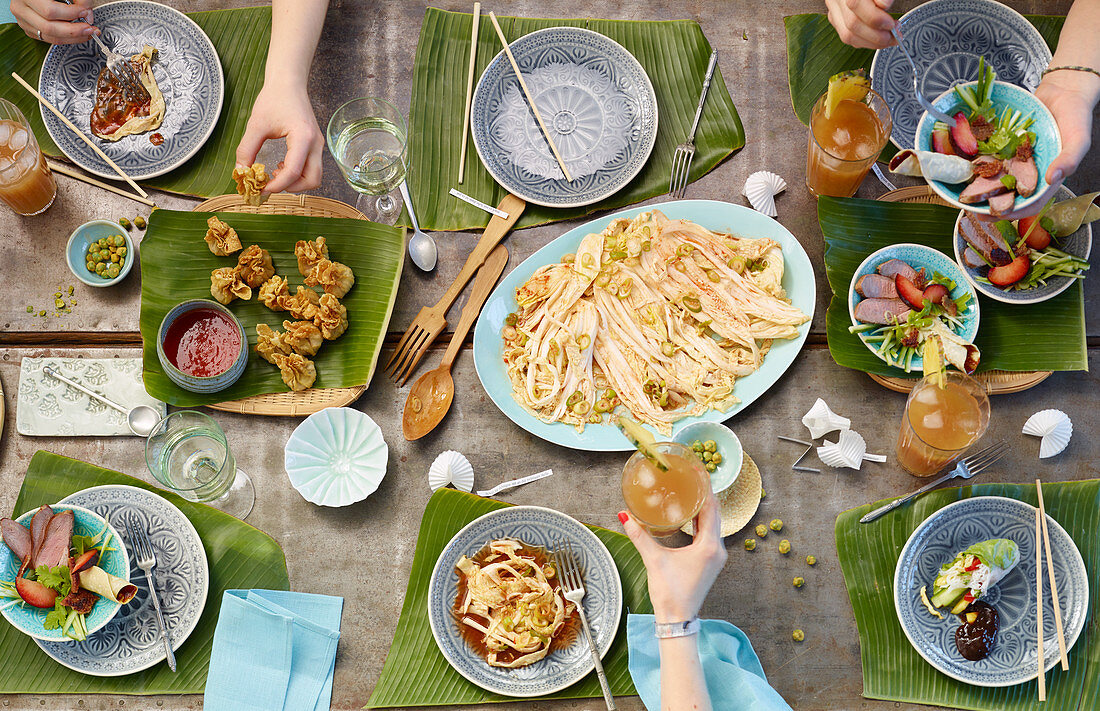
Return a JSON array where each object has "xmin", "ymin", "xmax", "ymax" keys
[{"xmin": 0, "ymin": 2, "xmax": 1095, "ymax": 710}]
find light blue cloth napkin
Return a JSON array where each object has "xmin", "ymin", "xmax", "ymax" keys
[
  {"xmin": 628, "ymin": 614, "xmax": 793, "ymax": 711},
  {"xmin": 204, "ymin": 590, "xmax": 342, "ymax": 711}
]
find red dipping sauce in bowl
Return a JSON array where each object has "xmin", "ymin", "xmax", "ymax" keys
[{"xmin": 162, "ymin": 306, "xmax": 241, "ymax": 377}]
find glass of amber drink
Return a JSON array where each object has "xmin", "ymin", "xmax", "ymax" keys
[
  {"xmin": 896, "ymin": 371, "xmax": 990, "ymax": 477},
  {"xmin": 806, "ymin": 89, "xmax": 891, "ymax": 198},
  {"xmin": 0, "ymin": 99, "xmax": 56, "ymax": 216},
  {"xmin": 622, "ymin": 441, "xmax": 709, "ymax": 537}
]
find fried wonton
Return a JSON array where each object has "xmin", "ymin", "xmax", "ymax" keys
[
  {"xmin": 255, "ymin": 323, "xmax": 292, "ymax": 364},
  {"xmin": 314, "ymin": 293, "xmax": 348, "ymax": 340},
  {"xmin": 295, "ymin": 237, "xmax": 328, "ymax": 276},
  {"xmin": 271, "ymin": 352, "xmax": 316, "ymax": 391},
  {"xmin": 285, "ymin": 286, "xmax": 321, "ymax": 321},
  {"xmin": 305, "ymin": 258, "xmax": 356, "ymax": 299},
  {"xmin": 282, "ymin": 319, "xmax": 323, "ymax": 357},
  {"xmin": 210, "ymin": 267, "xmax": 251, "ymax": 304},
  {"xmin": 258, "ymin": 274, "xmax": 290, "ymax": 311},
  {"xmin": 204, "ymin": 215, "xmax": 242, "ymax": 256},
  {"xmin": 236, "ymin": 245, "xmax": 275, "ymax": 288},
  {"xmin": 90, "ymin": 45, "xmax": 165, "ymax": 141},
  {"xmin": 231, "ymin": 163, "xmax": 270, "ymax": 207}
]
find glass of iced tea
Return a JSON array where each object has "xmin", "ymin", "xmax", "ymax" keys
[
  {"xmin": 806, "ymin": 89, "xmax": 891, "ymax": 198},
  {"xmin": 622, "ymin": 441, "xmax": 709, "ymax": 537},
  {"xmin": 0, "ymin": 98, "xmax": 56, "ymax": 216},
  {"xmin": 896, "ymin": 371, "xmax": 990, "ymax": 477}
]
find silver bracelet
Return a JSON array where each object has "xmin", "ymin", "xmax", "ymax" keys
[{"xmin": 654, "ymin": 616, "xmax": 700, "ymax": 639}]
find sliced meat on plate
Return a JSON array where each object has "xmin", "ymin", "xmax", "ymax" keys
[
  {"xmin": 988, "ymin": 191, "xmax": 1017, "ymax": 216},
  {"xmin": 876, "ymin": 259, "xmax": 918, "ymax": 282},
  {"xmin": 960, "ymin": 175, "xmax": 1010, "ymax": 204},
  {"xmin": 853, "ymin": 298, "xmax": 913, "ymax": 325},
  {"xmin": 855, "ymin": 273, "xmax": 898, "ymax": 299},
  {"xmin": 1006, "ymin": 156, "xmax": 1038, "ymax": 197}
]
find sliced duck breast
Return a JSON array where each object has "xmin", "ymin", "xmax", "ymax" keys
[
  {"xmin": 988, "ymin": 191, "xmax": 1017, "ymax": 216},
  {"xmin": 959, "ymin": 212, "xmax": 1012, "ymax": 263},
  {"xmin": 854, "ymin": 298, "xmax": 913, "ymax": 325},
  {"xmin": 29, "ymin": 505, "xmax": 53, "ymax": 562},
  {"xmin": 1, "ymin": 518, "xmax": 32, "ymax": 561},
  {"xmin": 876, "ymin": 259, "xmax": 918, "ymax": 282},
  {"xmin": 34, "ymin": 509, "xmax": 73, "ymax": 569},
  {"xmin": 960, "ymin": 175, "xmax": 1009, "ymax": 204},
  {"xmin": 1006, "ymin": 157, "xmax": 1038, "ymax": 197},
  {"xmin": 962, "ymin": 246, "xmax": 987, "ymax": 268},
  {"xmin": 855, "ymin": 273, "xmax": 898, "ymax": 299}
]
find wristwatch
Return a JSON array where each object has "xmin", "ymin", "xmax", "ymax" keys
[{"xmin": 654, "ymin": 616, "xmax": 700, "ymax": 639}]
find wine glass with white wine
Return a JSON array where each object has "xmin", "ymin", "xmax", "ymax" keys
[{"xmin": 326, "ymin": 97, "xmax": 408, "ymax": 224}]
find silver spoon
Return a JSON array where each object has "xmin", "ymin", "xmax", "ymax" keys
[
  {"xmin": 399, "ymin": 180, "xmax": 437, "ymax": 272},
  {"xmin": 43, "ymin": 365, "xmax": 161, "ymax": 437},
  {"xmin": 891, "ymin": 26, "xmax": 957, "ymax": 127}
]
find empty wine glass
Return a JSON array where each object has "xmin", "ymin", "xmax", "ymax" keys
[{"xmin": 326, "ymin": 97, "xmax": 408, "ymax": 224}]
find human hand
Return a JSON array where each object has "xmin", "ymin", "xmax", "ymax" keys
[
  {"xmin": 235, "ymin": 80, "xmax": 323, "ymax": 195},
  {"xmin": 12, "ymin": 0, "xmax": 96, "ymax": 44},
  {"xmin": 619, "ymin": 494, "xmax": 727, "ymax": 624},
  {"xmin": 825, "ymin": 0, "xmax": 896, "ymax": 50},
  {"xmin": 1035, "ymin": 70, "xmax": 1100, "ymax": 187}
]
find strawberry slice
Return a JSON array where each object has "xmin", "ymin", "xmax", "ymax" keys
[
  {"xmin": 932, "ymin": 126, "xmax": 957, "ymax": 156},
  {"xmin": 14, "ymin": 555, "xmax": 58, "ymax": 609},
  {"xmin": 895, "ymin": 274, "xmax": 926, "ymax": 310},
  {"xmin": 922, "ymin": 283, "xmax": 949, "ymax": 305},
  {"xmin": 987, "ymin": 254, "xmax": 1030, "ymax": 287},
  {"xmin": 1018, "ymin": 215, "xmax": 1051, "ymax": 249},
  {"xmin": 950, "ymin": 112, "xmax": 979, "ymax": 157}
]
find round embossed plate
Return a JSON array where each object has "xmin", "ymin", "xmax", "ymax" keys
[
  {"xmin": 869, "ymin": 0, "xmax": 1050, "ymax": 150},
  {"xmin": 893, "ymin": 496, "xmax": 1088, "ymax": 687},
  {"xmin": 39, "ymin": 0, "xmax": 224, "ymax": 181},
  {"xmin": 427, "ymin": 506, "xmax": 622, "ymax": 697},
  {"xmin": 471, "ymin": 27, "xmax": 658, "ymax": 208},
  {"xmin": 39, "ymin": 485, "xmax": 209, "ymax": 676}
]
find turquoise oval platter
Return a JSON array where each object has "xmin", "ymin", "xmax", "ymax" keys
[
  {"xmin": 471, "ymin": 199, "xmax": 816, "ymax": 451},
  {"xmin": 1, "ymin": 505, "xmax": 129, "ymax": 642},
  {"xmin": 894, "ymin": 496, "xmax": 1088, "ymax": 687}
]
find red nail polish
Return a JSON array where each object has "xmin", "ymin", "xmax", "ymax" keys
[{"xmin": 617, "ymin": 512, "xmax": 629, "ymax": 525}]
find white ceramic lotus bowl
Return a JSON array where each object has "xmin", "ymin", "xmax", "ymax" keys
[{"xmin": 284, "ymin": 407, "xmax": 388, "ymax": 507}]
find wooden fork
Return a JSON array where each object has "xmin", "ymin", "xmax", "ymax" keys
[{"xmin": 385, "ymin": 193, "xmax": 525, "ymax": 385}]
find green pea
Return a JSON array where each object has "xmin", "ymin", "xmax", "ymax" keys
[
  {"xmin": 98, "ymin": 237, "xmax": 108, "ymax": 247},
  {"xmin": 114, "ymin": 235, "xmax": 125, "ymax": 246},
  {"xmin": 712, "ymin": 453, "xmax": 723, "ymax": 464},
  {"xmin": 706, "ymin": 462, "xmax": 717, "ymax": 472},
  {"xmin": 117, "ymin": 246, "xmax": 127, "ymax": 257},
  {"xmin": 106, "ymin": 264, "xmax": 120, "ymax": 278},
  {"xmin": 704, "ymin": 440, "xmax": 717, "ymax": 452},
  {"xmin": 86, "ymin": 261, "xmax": 96, "ymax": 273},
  {"xmin": 110, "ymin": 253, "xmax": 119, "ymax": 263}
]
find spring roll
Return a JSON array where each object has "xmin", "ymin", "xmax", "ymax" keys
[
  {"xmin": 78, "ymin": 565, "xmax": 137, "ymax": 604},
  {"xmin": 930, "ymin": 538, "xmax": 1019, "ymax": 614},
  {"xmin": 889, "ymin": 149, "xmax": 975, "ymax": 184}
]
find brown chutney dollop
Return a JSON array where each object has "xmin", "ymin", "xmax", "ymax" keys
[{"xmin": 955, "ymin": 601, "xmax": 999, "ymax": 661}]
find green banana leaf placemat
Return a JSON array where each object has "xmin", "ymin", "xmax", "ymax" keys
[
  {"xmin": 0, "ymin": 6, "xmax": 269, "ymax": 197},
  {"xmin": 819, "ymin": 196, "xmax": 1087, "ymax": 376},
  {"xmin": 139, "ymin": 209, "xmax": 404, "ymax": 406},
  {"xmin": 0, "ymin": 450, "xmax": 290, "ymax": 693},
  {"xmin": 405, "ymin": 8, "xmax": 744, "ymax": 232},
  {"xmin": 836, "ymin": 479, "xmax": 1099, "ymax": 710},
  {"xmin": 366, "ymin": 488, "xmax": 650, "ymax": 708},
  {"xmin": 784, "ymin": 13, "xmax": 1064, "ymax": 127}
]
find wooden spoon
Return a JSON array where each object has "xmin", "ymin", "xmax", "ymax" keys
[{"xmin": 402, "ymin": 245, "xmax": 509, "ymax": 440}]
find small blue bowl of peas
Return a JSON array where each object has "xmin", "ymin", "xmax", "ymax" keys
[
  {"xmin": 673, "ymin": 421, "xmax": 744, "ymax": 495},
  {"xmin": 66, "ymin": 220, "xmax": 135, "ymax": 287}
]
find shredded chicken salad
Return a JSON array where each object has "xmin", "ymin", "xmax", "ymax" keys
[
  {"xmin": 454, "ymin": 539, "xmax": 575, "ymax": 668},
  {"xmin": 501, "ymin": 210, "xmax": 809, "ymax": 434}
]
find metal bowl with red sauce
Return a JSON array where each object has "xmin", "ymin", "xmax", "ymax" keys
[{"xmin": 156, "ymin": 299, "xmax": 248, "ymax": 393}]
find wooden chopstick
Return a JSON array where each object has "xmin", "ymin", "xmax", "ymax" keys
[
  {"xmin": 1036, "ymin": 479, "xmax": 1070, "ymax": 671},
  {"xmin": 11, "ymin": 71, "xmax": 150, "ymax": 199},
  {"xmin": 47, "ymin": 159, "xmax": 157, "ymax": 207},
  {"xmin": 1036, "ymin": 504, "xmax": 1046, "ymax": 701},
  {"xmin": 486, "ymin": 12, "xmax": 573, "ymax": 182},
  {"xmin": 458, "ymin": 2, "xmax": 481, "ymax": 184}
]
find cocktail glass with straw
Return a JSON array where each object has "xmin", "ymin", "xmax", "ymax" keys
[
  {"xmin": 618, "ymin": 417, "xmax": 709, "ymax": 538},
  {"xmin": 326, "ymin": 97, "xmax": 408, "ymax": 224},
  {"xmin": 145, "ymin": 410, "xmax": 255, "ymax": 519}
]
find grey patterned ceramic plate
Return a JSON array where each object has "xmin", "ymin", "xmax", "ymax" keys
[
  {"xmin": 471, "ymin": 27, "xmax": 657, "ymax": 208},
  {"xmin": 952, "ymin": 186, "xmax": 1093, "ymax": 305},
  {"xmin": 870, "ymin": 0, "xmax": 1050, "ymax": 150},
  {"xmin": 894, "ymin": 496, "xmax": 1088, "ymax": 687},
  {"xmin": 38, "ymin": 0, "xmax": 223, "ymax": 180},
  {"xmin": 427, "ymin": 506, "xmax": 622, "ymax": 697},
  {"xmin": 40, "ymin": 485, "xmax": 209, "ymax": 676}
]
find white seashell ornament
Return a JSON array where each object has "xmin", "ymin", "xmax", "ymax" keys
[
  {"xmin": 429, "ymin": 450, "xmax": 475, "ymax": 492},
  {"xmin": 1022, "ymin": 409, "xmax": 1073, "ymax": 459},
  {"xmin": 742, "ymin": 170, "xmax": 787, "ymax": 217},
  {"xmin": 802, "ymin": 398, "xmax": 852, "ymax": 439},
  {"xmin": 817, "ymin": 429, "xmax": 885, "ymax": 470}
]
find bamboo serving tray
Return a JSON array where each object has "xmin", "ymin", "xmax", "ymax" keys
[
  {"xmin": 193, "ymin": 194, "xmax": 368, "ymax": 416},
  {"xmin": 869, "ymin": 186, "xmax": 1051, "ymax": 395}
]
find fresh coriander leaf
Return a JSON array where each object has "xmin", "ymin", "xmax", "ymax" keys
[
  {"xmin": 71, "ymin": 534, "xmax": 97, "ymax": 556},
  {"xmin": 34, "ymin": 565, "xmax": 64, "ymax": 590}
]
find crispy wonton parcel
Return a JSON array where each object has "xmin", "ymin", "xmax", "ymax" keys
[
  {"xmin": 231, "ymin": 163, "xmax": 271, "ymax": 207},
  {"xmin": 305, "ymin": 258, "xmax": 356, "ymax": 299},
  {"xmin": 235, "ymin": 245, "xmax": 275, "ymax": 288},
  {"xmin": 204, "ymin": 215, "xmax": 242, "ymax": 256},
  {"xmin": 255, "ymin": 323, "xmax": 292, "ymax": 364},
  {"xmin": 271, "ymin": 352, "xmax": 316, "ymax": 391},
  {"xmin": 210, "ymin": 267, "xmax": 251, "ymax": 304},
  {"xmin": 314, "ymin": 294, "xmax": 348, "ymax": 340},
  {"xmin": 295, "ymin": 237, "xmax": 329, "ymax": 276}
]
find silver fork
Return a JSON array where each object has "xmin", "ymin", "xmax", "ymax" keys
[
  {"xmin": 860, "ymin": 440, "xmax": 1009, "ymax": 524},
  {"xmin": 125, "ymin": 515, "xmax": 176, "ymax": 672},
  {"xmin": 669, "ymin": 49, "xmax": 718, "ymax": 199},
  {"xmin": 890, "ymin": 26, "xmax": 955, "ymax": 127},
  {"xmin": 554, "ymin": 540, "xmax": 616, "ymax": 710},
  {"xmin": 89, "ymin": 31, "xmax": 150, "ymax": 103}
]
